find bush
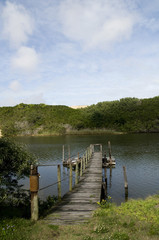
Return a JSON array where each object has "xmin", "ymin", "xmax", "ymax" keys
[{"xmin": 0, "ymin": 137, "xmax": 36, "ymax": 206}]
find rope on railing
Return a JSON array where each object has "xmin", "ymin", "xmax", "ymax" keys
[
  {"xmin": 39, "ymin": 175, "xmax": 70, "ymax": 191},
  {"xmin": 38, "ymin": 164, "xmax": 59, "ymax": 167},
  {"xmin": 37, "ymin": 147, "xmax": 88, "ymax": 166}
]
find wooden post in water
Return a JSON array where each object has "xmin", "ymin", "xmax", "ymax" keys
[
  {"xmin": 104, "ymin": 167, "xmax": 107, "ymax": 186},
  {"xmin": 30, "ymin": 165, "xmax": 39, "ymax": 221},
  {"xmin": 75, "ymin": 162, "xmax": 79, "ymax": 185},
  {"xmin": 62, "ymin": 145, "xmax": 65, "ymax": 162},
  {"xmin": 69, "ymin": 163, "xmax": 72, "ymax": 191},
  {"xmin": 108, "ymin": 141, "xmax": 111, "ymax": 159},
  {"xmin": 57, "ymin": 165, "xmax": 61, "ymax": 201},
  {"xmin": 123, "ymin": 166, "xmax": 128, "ymax": 200},
  {"xmin": 109, "ymin": 166, "xmax": 112, "ymax": 188}
]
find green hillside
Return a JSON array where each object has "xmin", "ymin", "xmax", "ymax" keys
[
  {"xmin": 81, "ymin": 96, "xmax": 159, "ymax": 133},
  {"xmin": 0, "ymin": 103, "xmax": 85, "ymax": 136},
  {"xmin": 1, "ymin": 96, "xmax": 159, "ymax": 136}
]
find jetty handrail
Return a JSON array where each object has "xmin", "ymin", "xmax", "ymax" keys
[
  {"xmin": 62, "ymin": 145, "xmax": 93, "ymax": 162},
  {"xmin": 35, "ymin": 146, "xmax": 93, "ymax": 192},
  {"xmin": 38, "ymin": 164, "xmax": 60, "ymax": 167},
  {"xmin": 30, "ymin": 144, "xmax": 94, "ymax": 221},
  {"xmin": 39, "ymin": 175, "xmax": 70, "ymax": 191},
  {"xmin": 37, "ymin": 148, "xmax": 90, "ymax": 167}
]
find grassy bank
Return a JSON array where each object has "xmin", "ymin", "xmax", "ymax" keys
[
  {"xmin": 1, "ymin": 195, "xmax": 159, "ymax": 240},
  {"xmin": 66, "ymin": 128, "xmax": 124, "ymax": 135}
]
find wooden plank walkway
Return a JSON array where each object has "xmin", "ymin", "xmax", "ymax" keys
[{"xmin": 44, "ymin": 151, "xmax": 102, "ymax": 225}]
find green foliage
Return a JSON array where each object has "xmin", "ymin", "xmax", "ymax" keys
[
  {"xmin": 0, "ymin": 137, "xmax": 36, "ymax": 206},
  {"xmin": 1, "ymin": 96, "xmax": 159, "ymax": 136},
  {"xmin": 1, "ymin": 195, "xmax": 159, "ymax": 240},
  {"xmin": 0, "ymin": 218, "xmax": 57, "ymax": 240},
  {"xmin": 48, "ymin": 225, "xmax": 59, "ymax": 231},
  {"xmin": 97, "ymin": 196, "xmax": 112, "ymax": 209},
  {"xmin": 39, "ymin": 195, "xmax": 58, "ymax": 216},
  {"xmin": 93, "ymin": 224, "xmax": 109, "ymax": 234},
  {"xmin": 110, "ymin": 232, "xmax": 129, "ymax": 240}
]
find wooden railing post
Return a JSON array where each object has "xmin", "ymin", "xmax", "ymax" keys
[
  {"xmin": 57, "ymin": 165, "xmax": 61, "ymax": 201},
  {"xmin": 100, "ymin": 144, "xmax": 102, "ymax": 152},
  {"xmin": 75, "ymin": 162, "xmax": 79, "ymax": 185},
  {"xmin": 80, "ymin": 157, "xmax": 83, "ymax": 176},
  {"xmin": 68, "ymin": 145, "xmax": 71, "ymax": 162},
  {"xmin": 90, "ymin": 145, "xmax": 93, "ymax": 157},
  {"xmin": 86, "ymin": 151, "xmax": 88, "ymax": 165},
  {"xmin": 30, "ymin": 165, "xmax": 39, "ymax": 221},
  {"xmin": 87, "ymin": 147, "xmax": 89, "ymax": 162},
  {"xmin": 69, "ymin": 163, "xmax": 72, "ymax": 191},
  {"xmin": 83, "ymin": 154, "xmax": 85, "ymax": 171},
  {"xmin": 62, "ymin": 145, "xmax": 65, "ymax": 162}
]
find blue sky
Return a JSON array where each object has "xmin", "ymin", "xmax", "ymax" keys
[{"xmin": 0, "ymin": 0, "xmax": 159, "ymax": 106}]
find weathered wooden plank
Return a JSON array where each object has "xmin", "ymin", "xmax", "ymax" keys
[{"xmin": 44, "ymin": 149, "xmax": 102, "ymax": 225}]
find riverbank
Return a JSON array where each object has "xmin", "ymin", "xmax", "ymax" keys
[
  {"xmin": 1, "ymin": 195, "xmax": 159, "ymax": 240},
  {"xmin": 11, "ymin": 128, "xmax": 125, "ymax": 137}
]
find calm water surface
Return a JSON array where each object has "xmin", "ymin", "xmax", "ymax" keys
[{"xmin": 15, "ymin": 133, "xmax": 159, "ymax": 204}]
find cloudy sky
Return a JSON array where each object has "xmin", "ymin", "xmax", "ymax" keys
[{"xmin": 0, "ymin": 0, "xmax": 159, "ymax": 106}]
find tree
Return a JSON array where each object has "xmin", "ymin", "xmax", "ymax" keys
[{"xmin": 0, "ymin": 138, "xmax": 36, "ymax": 206}]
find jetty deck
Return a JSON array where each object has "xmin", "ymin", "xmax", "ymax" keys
[{"xmin": 44, "ymin": 151, "xmax": 102, "ymax": 225}]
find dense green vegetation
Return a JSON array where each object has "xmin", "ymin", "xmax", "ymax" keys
[
  {"xmin": 0, "ymin": 137, "xmax": 36, "ymax": 216},
  {"xmin": 0, "ymin": 103, "xmax": 84, "ymax": 136},
  {"xmin": 1, "ymin": 195, "xmax": 159, "ymax": 239},
  {"xmin": 1, "ymin": 96, "xmax": 159, "ymax": 136}
]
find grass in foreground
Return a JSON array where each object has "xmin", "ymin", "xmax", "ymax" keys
[{"xmin": 1, "ymin": 195, "xmax": 159, "ymax": 240}]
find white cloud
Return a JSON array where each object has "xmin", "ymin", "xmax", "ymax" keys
[
  {"xmin": 22, "ymin": 93, "xmax": 45, "ymax": 104},
  {"xmin": 11, "ymin": 46, "xmax": 39, "ymax": 72},
  {"xmin": 58, "ymin": 0, "xmax": 138, "ymax": 49},
  {"xmin": 2, "ymin": 1, "xmax": 34, "ymax": 48},
  {"xmin": 9, "ymin": 80, "xmax": 21, "ymax": 91}
]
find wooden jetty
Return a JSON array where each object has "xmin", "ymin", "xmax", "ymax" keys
[{"xmin": 44, "ymin": 149, "xmax": 102, "ymax": 225}]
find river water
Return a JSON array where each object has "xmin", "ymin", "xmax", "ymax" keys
[{"xmin": 15, "ymin": 133, "xmax": 159, "ymax": 205}]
